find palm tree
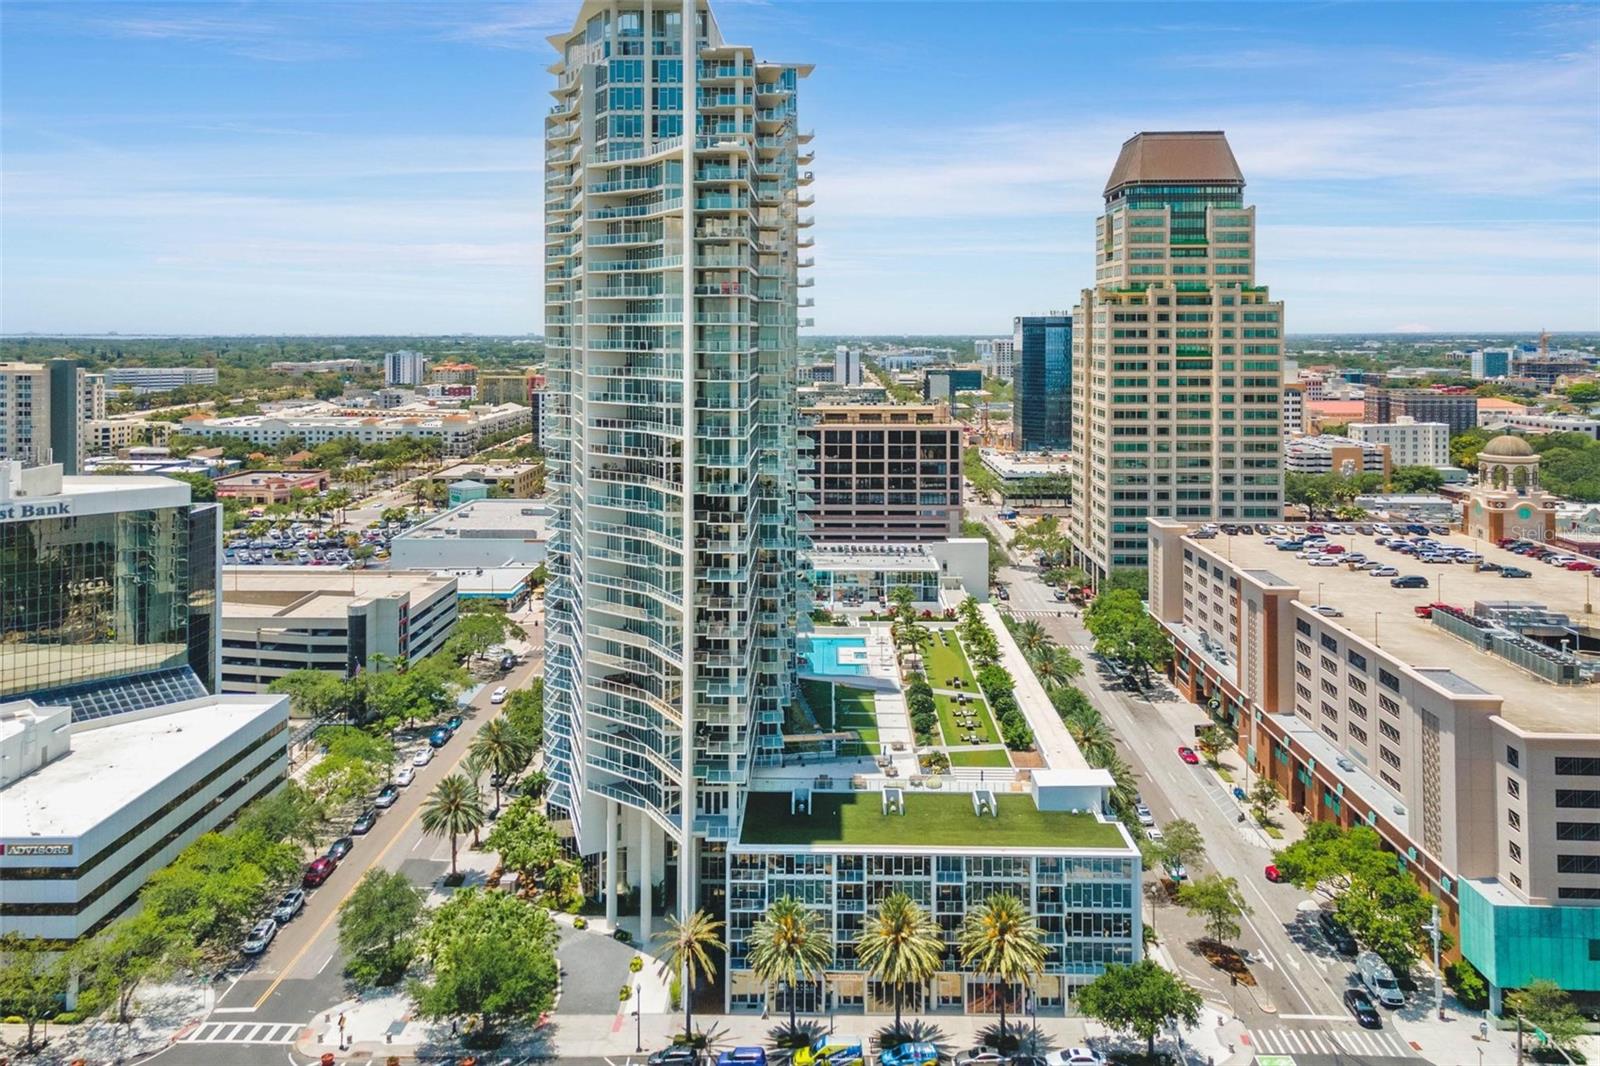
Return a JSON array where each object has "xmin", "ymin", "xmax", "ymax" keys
[
  {"xmin": 1031, "ymin": 648, "xmax": 1083, "ymax": 691},
  {"xmin": 419, "ymin": 774, "xmax": 485, "ymax": 877},
  {"xmin": 325, "ymin": 487, "xmax": 353, "ymax": 525},
  {"xmin": 655, "ymin": 909, "xmax": 725, "ymax": 1043},
  {"xmin": 1064, "ymin": 708, "xmax": 1118, "ymax": 769},
  {"xmin": 747, "ymin": 896, "xmax": 834, "ymax": 1035},
  {"xmin": 855, "ymin": 890, "xmax": 942, "ymax": 1037},
  {"xmin": 469, "ymin": 718, "xmax": 532, "ymax": 813},
  {"xmin": 1013, "ymin": 620, "xmax": 1054, "ymax": 662},
  {"xmin": 959, "ymin": 893, "xmax": 1046, "ymax": 1047}
]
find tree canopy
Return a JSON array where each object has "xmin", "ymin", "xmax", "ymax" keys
[
  {"xmin": 1076, "ymin": 959, "xmax": 1203, "ymax": 1058},
  {"xmin": 410, "ymin": 888, "xmax": 559, "ymax": 1039}
]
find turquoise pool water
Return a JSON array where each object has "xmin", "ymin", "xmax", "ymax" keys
[{"xmin": 803, "ymin": 635, "xmax": 867, "ymax": 676}]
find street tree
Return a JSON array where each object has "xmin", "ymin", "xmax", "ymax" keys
[
  {"xmin": 1029, "ymin": 647, "xmax": 1082, "ymax": 691},
  {"xmin": 1011, "ymin": 620, "xmax": 1053, "ymax": 661},
  {"xmin": 747, "ymin": 896, "xmax": 835, "ymax": 1036},
  {"xmin": 1076, "ymin": 959, "xmax": 1203, "ymax": 1058},
  {"xmin": 410, "ymin": 888, "xmax": 559, "ymax": 1043},
  {"xmin": 0, "ymin": 933, "xmax": 68, "ymax": 1052},
  {"xmin": 483, "ymin": 796, "xmax": 581, "ymax": 910},
  {"xmin": 1157, "ymin": 819, "xmax": 1206, "ymax": 873},
  {"xmin": 1507, "ymin": 980, "xmax": 1586, "ymax": 1056},
  {"xmin": 1178, "ymin": 874, "xmax": 1252, "ymax": 946},
  {"xmin": 420, "ymin": 774, "xmax": 486, "ymax": 878},
  {"xmin": 1194, "ymin": 726, "xmax": 1230, "ymax": 767},
  {"xmin": 469, "ymin": 717, "xmax": 534, "ymax": 812},
  {"xmin": 1083, "ymin": 589, "xmax": 1171, "ymax": 685},
  {"xmin": 856, "ymin": 890, "xmax": 942, "ymax": 1038},
  {"xmin": 76, "ymin": 912, "xmax": 192, "ymax": 1024},
  {"xmin": 654, "ymin": 909, "xmax": 725, "ymax": 1044},
  {"xmin": 339, "ymin": 869, "xmax": 424, "ymax": 986},
  {"xmin": 957, "ymin": 893, "xmax": 1047, "ymax": 1049},
  {"xmin": 1248, "ymin": 777, "xmax": 1281, "ymax": 825}
]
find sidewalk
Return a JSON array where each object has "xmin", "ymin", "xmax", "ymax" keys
[
  {"xmin": 297, "ymin": 1004, "xmax": 1249, "ymax": 1065},
  {"xmin": 7, "ymin": 981, "xmax": 213, "ymax": 1066}
]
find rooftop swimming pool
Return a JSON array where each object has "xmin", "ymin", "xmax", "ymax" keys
[{"xmin": 802, "ymin": 635, "xmax": 868, "ymax": 676}]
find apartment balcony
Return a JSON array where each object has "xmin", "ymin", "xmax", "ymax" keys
[
  {"xmin": 589, "ymin": 256, "xmax": 683, "ymax": 273},
  {"xmin": 548, "ymin": 121, "xmax": 581, "ymax": 143},
  {"xmin": 589, "ymin": 135, "xmax": 685, "ymax": 165},
  {"xmin": 588, "ymin": 176, "xmax": 673, "ymax": 195},
  {"xmin": 694, "ymin": 134, "xmax": 755, "ymax": 154},
  {"xmin": 587, "ymin": 312, "xmax": 684, "ymax": 326},
  {"xmin": 586, "ymin": 285, "xmax": 667, "ymax": 299},
  {"xmin": 798, "ymin": 150, "xmax": 815, "ymax": 166},
  {"xmin": 798, "ymin": 169, "xmax": 814, "ymax": 186},
  {"xmin": 697, "ymin": 61, "xmax": 753, "ymax": 80},
  {"xmin": 697, "ymin": 90, "xmax": 753, "ymax": 108},
  {"xmin": 590, "ymin": 196, "xmax": 684, "ymax": 221},
  {"xmin": 546, "ymin": 144, "xmax": 580, "ymax": 165},
  {"xmin": 696, "ymin": 223, "xmax": 753, "ymax": 242},
  {"xmin": 797, "ymin": 214, "xmax": 815, "ymax": 228},
  {"xmin": 589, "ymin": 231, "xmax": 665, "ymax": 247},
  {"xmin": 798, "ymin": 258, "xmax": 815, "ymax": 269}
]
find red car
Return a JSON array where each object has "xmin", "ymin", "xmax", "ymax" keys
[
  {"xmin": 1264, "ymin": 864, "xmax": 1284, "ymax": 883},
  {"xmin": 1322, "ymin": 544, "xmax": 1346, "ymax": 554},
  {"xmin": 1177, "ymin": 746, "xmax": 1200, "ymax": 765},
  {"xmin": 303, "ymin": 856, "xmax": 337, "ymax": 888},
  {"xmin": 1566, "ymin": 560, "xmax": 1596, "ymax": 572}
]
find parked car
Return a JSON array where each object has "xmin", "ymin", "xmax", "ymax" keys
[
  {"xmin": 446, "ymin": 715, "xmax": 464, "ymax": 732},
  {"xmin": 394, "ymin": 766, "xmax": 416, "ymax": 787},
  {"xmin": 500, "ymin": 654, "xmax": 518, "ymax": 671},
  {"xmin": 1264, "ymin": 863, "xmax": 1284, "ymax": 883},
  {"xmin": 429, "ymin": 727, "xmax": 451, "ymax": 748},
  {"xmin": 1135, "ymin": 802, "xmax": 1155, "ymax": 827},
  {"xmin": 1311, "ymin": 605, "xmax": 1344, "ymax": 617},
  {"xmin": 716, "ymin": 1049, "xmax": 768, "ymax": 1066},
  {"xmin": 1177, "ymin": 746, "xmax": 1200, "ymax": 765},
  {"xmin": 351, "ymin": 808, "xmax": 379, "ymax": 835},
  {"xmin": 326, "ymin": 836, "xmax": 354, "ymax": 861},
  {"xmin": 1165, "ymin": 861, "xmax": 1188, "ymax": 882},
  {"xmin": 490, "ymin": 686, "xmax": 508, "ymax": 704},
  {"xmin": 646, "ymin": 1047, "xmax": 701, "ymax": 1066},
  {"xmin": 303, "ymin": 856, "xmax": 337, "ymax": 888},
  {"xmin": 1345, "ymin": 987, "xmax": 1383, "ymax": 1029},
  {"xmin": 1317, "ymin": 910, "xmax": 1359, "ymax": 955},
  {"xmin": 272, "ymin": 889, "xmax": 306, "ymax": 924},
  {"xmin": 1372, "ymin": 566, "xmax": 1399, "ymax": 577},
  {"xmin": 995, "ymin": 587, "xmax": 1009, "ymax": 601},
  {"xmin": 1045, "ymin": 1050, "xmax": 1108, "ymax": 1066},
  {"xmin": 879, "ymin": 1043, "xmax": 939, "ymax": 1066},
  {"xmin": 413, "ymin": 746, "xmax": 435, "ymax": 767},
  {"xmin": 1501, "ymin": 566, "xmax": 1532, "ymax": 578},
  {"xmin": 953, "ymin": 1048, "xmax": 1006, "ymax": 1066},
  {"xmin": 242, "ymin": 919, "xmax": 277, "ymax": 955},
  {"xmin": 793, "ymin": 1033, "xmax": 866, "ymax": 1066},
  {"xmin": 1390, "ymin": 575, "xmax": 1429, "ymax": 589},
  {"xmin": 374, "ymin": 783, "xmax": 401, "ymax": 808},
  {"xmin": 1357, "ymin": 950, "xmax": 1406, "ymax": 1008}
]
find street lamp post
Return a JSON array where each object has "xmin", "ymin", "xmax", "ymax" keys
[{"xmin": 634, "ymin": 983, "xmax": 642, "ymax": 1053}]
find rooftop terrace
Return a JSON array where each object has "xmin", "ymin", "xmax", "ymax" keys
[{"xmin": 739, "ymin": 790, "xmax": 1125, "ymax": 850}]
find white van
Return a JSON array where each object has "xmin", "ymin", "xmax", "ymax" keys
[{"xmin": 1356, "ymin": 950, "xmax": 1404, "ymax": 1008}]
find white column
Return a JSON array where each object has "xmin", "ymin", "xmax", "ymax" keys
[
  {"xmin": 640, "ymin": 815, "xmax": 654, "ymax": 946},
  {"xmin": 605, "ymin": 800, "xmax": 619, "ymax": 926}
]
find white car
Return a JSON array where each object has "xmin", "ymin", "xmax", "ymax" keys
[
  {"xmin": 1046, "ymin": 1051, "xmax": 1108, "ymax": 1066},
  {"xmin": 412, "ymin": 747, "xmax": 434, "ymax": 767},
  {"xmin": 1312, "ymin": 605, "xmax": 1344, "ymax": 618},
  {"xmin": 1135, "ymin": 803, "xmax": 1155, "ymax": 827},
  {"xmin": 1309, "ymin": 557, "xmax": 1339, "ymax": 567},
  {"xmin": 1373, "ymin": 523, "xmax": 1394, "ymax": 536},
  {"xmin": 1145, "ymin": 826, "xmax": 1165, "ymax": 844},
  {"xmin": 242, "ymin": 919, "xmax": 277, "ymax": 956},
  {"xmin": 490, "ymin": 686, "xmax": 508, "ymax": 705},
  {"xmin": 394, "ymin": 766, "xmax": 416, "ymax": 787}
]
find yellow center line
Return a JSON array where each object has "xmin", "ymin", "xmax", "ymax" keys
[{"xmin": 246, "ymin": 669, "xmax": 533, "ymax": 1012}]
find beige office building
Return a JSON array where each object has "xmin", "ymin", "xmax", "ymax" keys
[
  {"xmin": 1147, "ymin": 519, "xmax": 1600, "ymax": 1010},
  {"xmin": 1069, "ymin": 131, "xmax": 1284, "ymax": 582},
  {"xmin": 801, "ymin": 402, "xmax": 962, "ymax": 542}
]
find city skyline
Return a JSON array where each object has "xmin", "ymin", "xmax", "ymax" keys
[{"xmin": 3, "ymin": 1, "xmax": 1597, "ymax": 335}]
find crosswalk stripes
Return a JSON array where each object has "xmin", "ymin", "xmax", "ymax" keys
[
  {"xmin": 1247, "ymin": 1026, "xmax": 1409, "ymax": 1057},
  {"xmin": 182, "ymin": 1021, "xmax": 303, "ymax": 1045}
]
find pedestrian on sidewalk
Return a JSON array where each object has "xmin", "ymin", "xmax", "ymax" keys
[{"xmin": 337, "ymin": 1012, "xmax": 346, "ymax": 1050}]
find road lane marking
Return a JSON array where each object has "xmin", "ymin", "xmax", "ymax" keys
[
  {"xmin": 1280, "ymin": 1013, "xmax": 1349, "ymax": 1020},
  {"xmin": 247, "ymin": 671, "xmax": 535, "ymax": 1011}
]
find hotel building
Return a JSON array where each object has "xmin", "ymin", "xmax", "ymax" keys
[
  {"xmin": 1069, "ymin": 131, "xmax": 1285, "ymax": 582},
  {"xmin": 542, "ymin": 0, "xmax": 814, "ymax": 937},
  {"xmin": 1148, "ymin": 510, "xmax": 1600, "ymax": 1009}
]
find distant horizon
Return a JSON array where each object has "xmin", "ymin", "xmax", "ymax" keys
[{"xmin": 3, "ymin": 330, "xmax": 1597, "ymax": 342}]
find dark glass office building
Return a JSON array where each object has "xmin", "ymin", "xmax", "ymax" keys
[
  {"xmin": 1014, "ymin": 314, "xmax": 1072, "ymax": 451},
  {"xmin": 0, "ymin": 479, "xmax": 218, "ymax": 720}
]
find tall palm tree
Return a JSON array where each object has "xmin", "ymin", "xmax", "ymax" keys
[
  {"xmin": 1013, "ymin": 620, "xmax": 1054, "ymax": 662},
  {"xmin": 747, "ymin": 896, "xmax": 834, "ymax": 1034},
  {"xmin": 855, "ymin": 890, "xmax": 942, "ymax": 1036},
  {"xmin": 419, "ymin": 774, "xmax": 485, "ymax": 877},
  {"xmin": 1064, "ymin": 709, "xmax": 1118, "ymax": 769},
  {"xmin": 655, "ymin": 909, "xmax": 725, "ymax": 1043},
  {"xmin": 1031, "ymin": 649, "xmax": 1083, "ymax": 692},
  {"xmin": 469, "ymin": 718, "xmax": 532, "ymax": 812},
  {"xmin": 958, "ymin": 893, "xmax": 1047, "ymax": 1047}
]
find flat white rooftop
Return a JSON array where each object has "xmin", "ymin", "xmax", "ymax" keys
[
  {"xmin": 807, "ymin": 545, "xmax": 940, "ymax": 573},
  {"xmin": 1, "ymin": 695, "xmax": 285, "ymax": 839},
  {"xmin": 222, "ymin": 567, "xmax": 455, "ymax": 619},
  {"xmin": 397, "ymin": 499, "xmax": 553, "ymax": 540}
]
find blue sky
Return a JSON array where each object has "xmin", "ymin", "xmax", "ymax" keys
[{"xmin": 2, "ymin": 1, "xmax": 1597, "ymax": 335}]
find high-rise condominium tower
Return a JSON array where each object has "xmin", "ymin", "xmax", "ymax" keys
[
  {"xmin": 1069, "ymin": 131, "xmax": 1284, "ymax": 581},
  {"xmin": 542, "ymin": 0, "xmax": 813, "ymax": 935}
]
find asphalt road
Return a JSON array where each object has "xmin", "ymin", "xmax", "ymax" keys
[
  {"xmin": 138, "ymin": 607, "xmax": 546, "ymax": 1066},
  {"xmin": 970, "ymin": 496, "xmax": 1420, "ymax": 1066}
]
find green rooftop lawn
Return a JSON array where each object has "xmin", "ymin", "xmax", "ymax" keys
[
  {"xmin": 948, "ymin": 748, "xmax": 1012, "ymax": 768},
  {"xmin": 934, "ymin": 691, "xmax": 998, "ymax": 746},
  {"xmin": 924, "ymin": 630, "xmax": 976, "ymax": 691},
  {"xmin": 742, "ymin": 791, "xmax": 1125, "ymax": 849}
]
